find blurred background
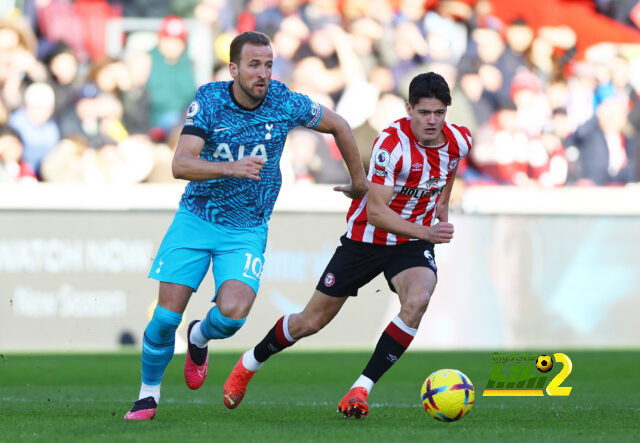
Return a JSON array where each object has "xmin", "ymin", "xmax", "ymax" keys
[{"xmin": 0, "ymin": 0, "xmax": 639, "ymax": 352}]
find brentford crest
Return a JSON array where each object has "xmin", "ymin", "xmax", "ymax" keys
[{"xmin": 324, "ymin": 272, "xmax": 335, "ymax": 287}]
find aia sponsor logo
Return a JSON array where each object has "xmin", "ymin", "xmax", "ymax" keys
[{"xmin": 324, "ymin": 272, "xmax": 335, "ymax": 287}]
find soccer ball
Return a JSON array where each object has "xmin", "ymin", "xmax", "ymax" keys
[
  {"xmin": 536, "ymin": 355, "xmax": 553, "ymax": 373},
  {"xmin": 421, "ymin": 369, "xmax": 474, "ymax": 422}
]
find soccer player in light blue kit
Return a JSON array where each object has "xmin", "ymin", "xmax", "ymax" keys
[{"xmin": 124, "ymin": 31, "xmax": 368, "ymax": 420}]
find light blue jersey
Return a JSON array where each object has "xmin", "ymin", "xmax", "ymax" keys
[{"xmin": 180, "ymin": 80, "xmax": 322, "ymax": 228}]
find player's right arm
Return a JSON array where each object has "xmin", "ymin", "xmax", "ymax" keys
[
  {"xmin": 366, "ymin": 182, "xmax": 454, "ymax": 244},
  {"xmin": 172, "ymin": 134, "xmax": 265, "ymax": 181}
]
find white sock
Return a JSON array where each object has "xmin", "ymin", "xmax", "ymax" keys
[
  {"xmin": 351, "ymin": 375, "xmax": 374, "ymax": 393},
  {"xmin": 139, "ymin": 382, "xmax": 161, "ymax": 404},
  {"xmin": 190, "ymin": 320, "xmax": 208, "ymax": 348},
  {"xmin": 242, "ymin": 349, "xmax": 263, "ymax": 372}
]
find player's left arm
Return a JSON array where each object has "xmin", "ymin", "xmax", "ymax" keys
[
  {"xmin": 313, "ymin": 106, "xmax": 368, "ymax": 199},
  {"xmin": 435, "ymin": 166, "xmax": 458, "ymax": 223}
]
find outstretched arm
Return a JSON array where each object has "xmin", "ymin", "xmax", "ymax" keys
[
  {"xmin": 313, "ymin": 106, "xmax": 368, "ymax": 199},
  {"xmin": 366, "ymin": 182, "xmax": 454, "ymax": 244},
  {"xmin": 172, "ymin": 134, "xmax": 265, "ymax": 181}
]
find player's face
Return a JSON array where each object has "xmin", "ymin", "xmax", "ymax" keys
[
  {"xmin": 407, "ymin": 97, "xmax": 447, "ymax": 146},
  {"xmin": 231, "ymin": 43, "xmax": 273, "ymax": 105}
]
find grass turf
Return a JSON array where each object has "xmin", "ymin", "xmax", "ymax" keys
[{"xmin": 0, "ymin": 350, "xmax": 638, "ymax": 442}]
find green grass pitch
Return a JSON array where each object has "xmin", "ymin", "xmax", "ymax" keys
[{"xmin": 1, "ymin": 350, "xmax": 638, "ymax": 442}]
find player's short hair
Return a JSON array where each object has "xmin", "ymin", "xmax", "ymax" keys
[
  {"xmin": 408, "ymin": 72, "xmax": 452, "ymax": 107},
  {"xmin": 229, "ymin": 31, "xmax": 271, "ymax": 64}
]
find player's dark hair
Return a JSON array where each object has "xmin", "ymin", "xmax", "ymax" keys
[
  {"xmin": 229, "ymin": 31, "xmax": 271, "ymax": 64},
  {"xmin": 408, "ymin": 72, "xmax": 451, "ymax": 107}
]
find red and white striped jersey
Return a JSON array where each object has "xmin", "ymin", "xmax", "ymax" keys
[{"xmin": 346, "ymin": 118, "xmax": 472, "ymax": 245}]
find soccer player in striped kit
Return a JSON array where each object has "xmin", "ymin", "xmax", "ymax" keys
[{"xmin": 223, "ymin": 72, "xmax": 472, "ymax": 418}]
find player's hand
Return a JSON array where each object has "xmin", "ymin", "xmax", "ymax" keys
[
  {"xmin": 230, "ymin": 156, "xmax": 265, "ymax": 180},
  {"xmin": 333, "ymin": 180, "xmax": 369, "ymax": 199},
  {"xmin": 424, "ymin": 222, "xmax": 454, "ymax": 244}
]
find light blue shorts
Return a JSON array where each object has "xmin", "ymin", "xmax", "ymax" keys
[{"xmin": 149, "ymin": 207, "xmax": 267, "ymax": 300}]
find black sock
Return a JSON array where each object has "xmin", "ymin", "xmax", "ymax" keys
[
  {"xmin": 362, "ymin": 317, "xmax": 416, "ymax": 383},
  {"xmin": 253, "ymin": 315, "xmax": 296, "ymax": 363}
]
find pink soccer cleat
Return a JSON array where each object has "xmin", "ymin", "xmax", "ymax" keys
[
  {"xmin": 222, "ymin": 356, "xmax": 256, "ymax": 409},
  {"xmin": 124, "ymin": 396, "xmax": 157, "ymax": 420},
  {"xmin": 337, "ymin": 387, "xmax": 369, "ymax": 419},
  {"xmin": 184, "ymin": 320, "xmax": 209, "ymax": 390}
]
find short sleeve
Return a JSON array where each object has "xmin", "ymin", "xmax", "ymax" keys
[
  {"xmin": 449, "ymin": 123, "xmax": 473, "ymax": 159},
  {"xmin": 282, "ymin": 86, "xmax": 323, "ymax": 129},
  {"xmin": 369, "ymin": 132, "xmax": 401, "ymax": 186},
  {"xmin": 181, "ymin": 85, "xmax": 213, "ymax": 140}
]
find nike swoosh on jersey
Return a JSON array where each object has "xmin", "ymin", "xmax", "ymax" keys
[{"xmin": 213, "ymin": 127, "xmax": 231, "ymax": 132}]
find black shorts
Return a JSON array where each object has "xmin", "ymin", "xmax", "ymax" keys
[{"xmin": 315, "ymin": 235, "xmax": 437, "ymax": 297}]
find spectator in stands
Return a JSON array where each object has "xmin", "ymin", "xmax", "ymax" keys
[
  {"xmin": 566, "ymin": 94, "xmax": 636, "ymax": 185},
  {"xmin": 388, "ymin": 20, "xmax": 429, "ymax": 88},
  {"xmin": 121, "ymin": 51, "xmax": 152, "ymax": 136},
  {"xmin": 510, "ymin": 70, "xmax": 551, "ymax": 138},
  {"xmin": 470, "ymin": 99, "xmax": 528, "ymax": 185},
  {"xmin": 501, "ymin": 18, "xmax": 534, "ymax": 80},
  {"xmin": 595, "ymin": 0, "xmax": 640, "ymax": 30},
  {"xmin": 457, "ymin": 58, "xmax": 498, "ymax": 126},
  {"xmin": 58, "ymin": 82, "xmax": 127, "ymax": 148},
  {"xmin": 352, "ymin": 92, "xmax": 406, "ymax": 172},
  {"xmin": 44, "ymin": 42, "xmax": 80, "ymax": 126},
  {"xmin": 0, "ymin": 126, "xmax": 37, "ymax": 182},
  {"xmin": 8, "ymin": 82, "xmax": 59, "ymax": 178},
  {"xmin": 0, "ymin": 17, "xmax": 47, "ymax": 111},
  {"xmin": 271, "ymin": 15, "xmax": 309, "ymax": 84},
  {"xmin": 4, "ymin": 0, "xmax": 640, "ymax": 188},
  {"xmin": 146, "ymin": 15, "xmax": 196, "ymax": 141},
  {"xmin": 193, "ymin": 0, "xmax": 235, "ymax": 34},
  {"xmin": 467, "ymin": 25, "xmax": 509, "ymax": 106},
  {"xmin": 527, "ymin": 130, "xmax": 568, "ymax": 187}
]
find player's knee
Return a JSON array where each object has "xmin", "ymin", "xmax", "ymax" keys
[
  {"xmin": 402, "ymin": 289, "xmax": 432, "ymax": 317},
  {"xmin": 202, "ymin": 306, "xmax": 246, "ymax": 339}
]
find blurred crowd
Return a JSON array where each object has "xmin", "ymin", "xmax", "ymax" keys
[{"xmin": 1, "ymin": 0, "xmax": 639, "ymax": 188}]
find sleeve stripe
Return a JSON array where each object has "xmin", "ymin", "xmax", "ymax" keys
[
  {"xmin": 181, "ymin": 125, "xmax": 209, "ymax": 140},
  {"xmin": 303, "ymin": 101, "xmax": 323, "ymax": 128}
]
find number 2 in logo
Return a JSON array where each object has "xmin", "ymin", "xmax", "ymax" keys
[
  {"xmin": 243, "ymin": 253, "xmax": 263, "ymax": 280},
  {"xmin": 546, "ymin": 353, "xmax": 573, "ymax": 396}
]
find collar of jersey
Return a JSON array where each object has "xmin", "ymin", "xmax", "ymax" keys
[
  {"xmin": 414, "ymin": 139, "xmax": 447, "ymax": 150},
  {"xmin": 228, "ymin": 81, "xmax": 265, "ymax": 111}
]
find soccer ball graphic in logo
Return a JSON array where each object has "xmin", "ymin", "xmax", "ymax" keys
[
  {"xmin": 536, "ymin": 355, "xmax": 553, "ymax": 373},
  {"xmin": 421, "ymin": 369, "xmax": 474, "ymax": 422}
]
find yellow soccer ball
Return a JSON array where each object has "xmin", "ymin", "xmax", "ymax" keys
[
  {"xmin": 536, "ymin": 355, "xmax": 554, "ymax": 373},
  {"xmin": 421, "ymin": 369, "xmax": 475, "ymax": 422}
]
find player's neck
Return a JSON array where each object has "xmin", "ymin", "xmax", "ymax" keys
[
  {"xmin": 230, "ymin": 81, "xmax": 263, "ymax": 110},
  {"xmin": 415, "ymin": 132, "xmax": 446, "ymax": 148}
]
